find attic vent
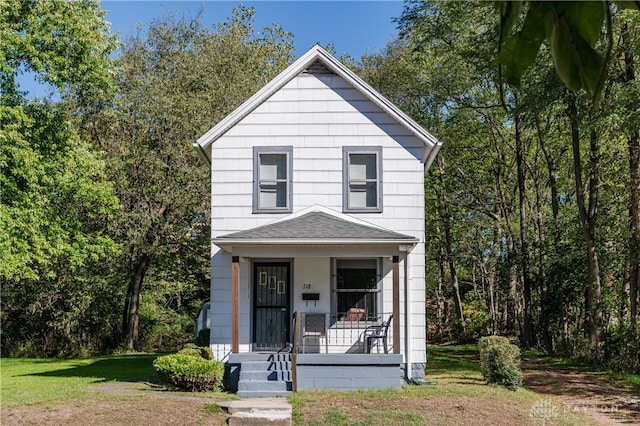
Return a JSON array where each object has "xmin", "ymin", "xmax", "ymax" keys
[{"xmin": 304, "ymin": 61, "xmax": 334, "ymax": 75}]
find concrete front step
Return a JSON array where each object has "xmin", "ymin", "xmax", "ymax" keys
[
  {"xmin": 238, "ymin": 379, "xmax": 291, "ymax": 392},
  {"xmin": 236, "ymin": 390, "xmax": 292, "ymax": 398},
  {"xmin": 220, "ymin": 398, "xmax": 292, "ymax": 426}
]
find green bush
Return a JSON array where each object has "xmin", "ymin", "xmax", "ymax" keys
[
  {"xmin": 178, "ymin": 345, "xmax": 213, "ymax": 360},
  {"xmin": 478, "ymin": 335, "xmax": 510, "ymax": 377},
  {"xmin": 195, "ymin": 328, "xmax": 210, "ymax": 347},
  {"xmin": 602, "ymin": 324, "xmax": 640, "ymax": 373},
  {"xmin": 481, "ymin": 342, "xmax": 522, "ymax": 391},
  {"xmin": 178, "ymin": 348, "xmax": 204, "ymax": 358},
  {"xmin": 153, "ymin": 353, "xmax": 224, "ymax": 392}
]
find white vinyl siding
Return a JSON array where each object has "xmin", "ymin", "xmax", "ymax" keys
[
  {"xmin": 343, "ymin": 146, "xmax": 382, "ymax": 213},
  {"xmin": 253, "ymin": 146, "xmax": 292, "ymax": 213},
  {"xmin": 209, "ymin": 70, "xmax": 427, "ymax": 365}
]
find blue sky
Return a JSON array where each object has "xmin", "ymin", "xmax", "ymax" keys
[
  {"xmin": 21, "ymin": 1, "xmax": 405, "ymax": 98},
  {"xmin": 102, "ymin": 1, "xmax": 405, "ymax": 58}
]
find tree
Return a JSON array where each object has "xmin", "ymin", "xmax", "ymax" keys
[
  {"xmin": 99, "ymin": 7, "xmax": 295, "ymax": 349},
  {"xmin": 1, "ymin": 0, "xmax": 116, "ymax": 107},
  {"xmin": 387, "ymin": 1, "xmax": 638, "ymax": 368},
  {"xmin": 495, "ymin": 1, "xmax": 639, "ymax": 100},
  {"xmin": 1, "ymin": 0, "xmax": 120, "ymax": 356}
]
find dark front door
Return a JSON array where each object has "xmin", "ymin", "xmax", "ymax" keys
[{"xmin": 253, "ymin": 262, "xmax": 290, "ymax": 351}]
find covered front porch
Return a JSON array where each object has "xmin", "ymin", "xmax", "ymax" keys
[{"xmin": 210, "ymin": 209, "xmax": 420, "ymax": 393}]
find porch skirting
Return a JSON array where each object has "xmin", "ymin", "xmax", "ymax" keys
[
  {"xmin": 295, "ymin": 354, "xmax": 404, "ymax": 390},
  {"xmin": 223, "ymin": 353, "xmax": 404, "ymax": 393}
]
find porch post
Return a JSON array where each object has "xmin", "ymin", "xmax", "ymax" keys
[
  {"xmin": 231, "ymin": 256, "xmax": 239, "ymax": 353},
  {"xmin": 392, "ymin": 255, "xmax": 400, "ymax": 354}
]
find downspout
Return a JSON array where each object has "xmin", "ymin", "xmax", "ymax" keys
[{"xmin": 404, "ymin": 251, "xmax": 412, "ymax": 381}]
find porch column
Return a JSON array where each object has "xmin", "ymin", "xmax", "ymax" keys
[
  {"xmin": 392, "ymin": 255, "xmax": 400, "ymax": 354},
  {"xmin": 231, "ymin": 256, "xmax": 239, "ymax": 353}
]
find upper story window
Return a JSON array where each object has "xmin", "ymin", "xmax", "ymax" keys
[
  {"xmin": 253, "ymin": 146, "xmax": 293, "ymax": 213},
  {"xmin": 342, "ymin": 146, "xmax": 383, "ymax": 213}
]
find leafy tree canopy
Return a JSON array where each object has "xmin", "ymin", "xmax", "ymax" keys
[
  {"xmin": 0, "ymin": 0, "xmax": 117, "ymax": 106},
  {"xmin": 495, "ymin": 0, "xmax": 639, "ymax": 100}
]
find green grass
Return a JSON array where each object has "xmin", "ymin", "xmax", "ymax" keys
[
  {"xmin": 0, "ymin": 354, "xmax": 157, "ymax": 408},
  {"xmin": 290, "ymin": 345, "xmax": 598, "ymax": 426}
]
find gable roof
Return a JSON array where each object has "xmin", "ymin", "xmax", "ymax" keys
[
  {"xmin": 193, "ymin": 45, "xmax": 442, "ymax": 171},
  {"xmin": 212, "ymin": 210, "xmax": 418, "ymax": 247}
]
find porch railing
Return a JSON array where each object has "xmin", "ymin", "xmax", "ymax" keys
[{"xmin": 292, "ymin": 311, "xmax": 394, "ymax": 355}]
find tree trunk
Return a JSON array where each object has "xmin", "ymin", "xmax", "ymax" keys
[
  {"xmin": 567, "ymin": 94, "xmax": 602, "ymax": 347},
  {"xmin": 437, "ymin": 157, "xmax": 465, "ymax": 333},
  {"xmin": 621, "ymin": 20, "xmax": 640, "ymax": 324},
  {"xmin": 122, "ymin": 253, "xmax": 151, "ymax": 350},
  {"xmin": 537, "ymin": 117, "xmax": 561, "ymax": 252},
  {"xmin": 515, "ymin": 107, "xmax": 535, "ymax": 347},
  {"xmin": 629, "ymin": 130, "xmax": 640, "ymax": 324}
]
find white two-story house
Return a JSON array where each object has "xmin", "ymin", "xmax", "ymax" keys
[{"xmin": 194, "ymin": 45, "xmax": 441, "ymax": 396}]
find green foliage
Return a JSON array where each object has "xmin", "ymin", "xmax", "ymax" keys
[
  {"xmin": 103, "ymin": 5, "xmax": 295, "ymax": 349},
  {"xmin": 0, "ymin": 102, "xmax": 119, "ymax": 282},
  {"xmin": 153, "ymin": 353, "xmax": 224, "ymax": 392},
  {"xmin": 0, "ymin": 0, "xmax": 117, "ymax": 106},
  {"xmin": 0, "ymin": 0, "xmax": 120, "ymax": 357},
  {"xmin": 136, "ymin": 290, "xmax": 195, "ymax": 352},
  {"xmin": 478, "ymin": 336, "xmax": 510, "ymax": 376},
  {"xmin": 177, "ymin": 345, "xmax": 212, "ymax": 360},
  {"xmin": 478, "ymin": 339, "xmax": 523, "ymax": 391},
  {"xmin": 195, "ymin": 328, "xmax": 211, "ymax": 347},
  {"xmin": 461, "ymin": 292, "xmax": 491, "ymax": 341},
  {"xmin": 496, "ymin": 1, "xmax": 639, "ymax": 99},
  {"xmin": 602, "ymin": 324, "xmax": 640, "ymax": 373},
  {"xmin": 178, "ymin": 348, "xmax": 203, "ymax": 358}
]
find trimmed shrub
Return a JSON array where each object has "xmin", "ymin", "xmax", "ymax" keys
[
  {"xmin": 478, "ymin": 335, "xmax": 510, "ymax": 377},
  {"xmin": 153, "ymin": 353, "xmax": 224, "ymax": 392},
  {"xmin": 178, "ymin": 348, "xmax": 204, "ymax": 358},
  {"xmin": 179, "ymin": 344, "xmax": 212, "ymax": 360},
  {"xmin": 478, "ymin": 336, "xmax": 522, "ymax": 390}
]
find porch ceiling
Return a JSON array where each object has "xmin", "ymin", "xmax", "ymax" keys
[{"xmin": 212, "ymin": 211, "xmax": 418, "ymax": 250}]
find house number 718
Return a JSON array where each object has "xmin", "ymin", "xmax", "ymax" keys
[{"xmin": 302, "ymin": 283, "xmax": 311, "ymax": 289}]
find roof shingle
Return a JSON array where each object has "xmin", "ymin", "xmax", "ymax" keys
[{"xmin": 215, "ymin": 211, "xmax": 416, "ymax": 241}]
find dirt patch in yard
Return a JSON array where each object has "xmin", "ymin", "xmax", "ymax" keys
[
  {"xmin": 522, "ymin": 358, "xmax": 640, "ymax": 426},
  {"xmin": 1, "ymin": 395, "xmax": 227, "ymax": 426},
  {"xmin": 294, "ymin": 392, "xmax": 546, "ymax": 426},
  {"xmin": 2, "ymin": 380, "xmax": 230, "ymax": 426}
]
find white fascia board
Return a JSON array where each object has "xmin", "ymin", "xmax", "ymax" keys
[
  {"xmin": 194, "ymin": 46, "xmax": 325, "ymax": 164},
  {"xmin": 423, "ymin": 140, "xmax": 443, "ymax": 175},
  {"xmin": 193, "ymin": 45, "xmax": 442, "ymax": 165},
  {"xmin": 315, "ymin": 48, "xmax": 441, "ymax": 151}
]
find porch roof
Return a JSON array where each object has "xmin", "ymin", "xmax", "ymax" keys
[{"xmin": 212, "ymin": 211, "xmax": 418, "ymax": 247}]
